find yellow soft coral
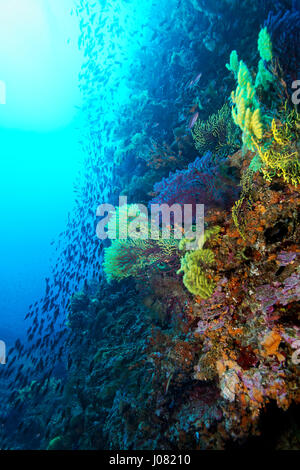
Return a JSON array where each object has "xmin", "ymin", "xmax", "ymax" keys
[
  {"xmin": 177, "ymin": 226, "xmax": 220, "ymax": 299},
  {"xmin": 250, "ymin": 109, "xmax": 264, "ymax": 140},
  {"xmin": 228, "ymin": 29, "xmax": 275, "ymax": 152},
  {"xmin": 252, "ymin": 110, "xmax": 300, "ymax": 186},
  {"xmin": 231, "ymin": 61, "xmax": 263, "ymax": 150}
]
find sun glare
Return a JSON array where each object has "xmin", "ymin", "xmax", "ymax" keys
[{"xmin": 0, "ymin": 0, "xmax": 81, "ymax": 130}]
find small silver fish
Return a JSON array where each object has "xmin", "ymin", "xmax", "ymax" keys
[{"xmin": 188, "ymin": 112, "xmax": 199, "ymax": 129}]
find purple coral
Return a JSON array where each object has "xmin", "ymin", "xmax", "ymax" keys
[
  {"xmin": 195, "ymin": 278, "xmax": 229, "ymax": 335},
  {"xmin": 256, "ymin": 272, "xmax": 300, "ymax": 313},
  {"xmin": 277, "ymin": 251, "xmax": 298, "ymax": 266},
  {"xmin": 149, "ymin": 152, "xmax": 240, "ymax": 213}
]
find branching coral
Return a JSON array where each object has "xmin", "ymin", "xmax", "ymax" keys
[
  {"xmin": 232, "ymin": 105, "xmax": 300, "ymax": 238},
  {"xmin": 228, "ymin": 28, "xmax": 299, "ymax": 237},
  {"xmin": 103, "ymin": 202, "xmax": 183, "ymax": 282},
  {"xmin": 192, "ymin": 104, "xmax": 240, "ymax": 158},
  {"xmin": 232, "ymin": 161, "xmax": 256, "ymax": 240},
  {"xmin": 103, "ymin": 237, "xmax": 180, "ymax": 282},
  {"xmin": 252, "ymin": 109, "xmax": 300, "ymax": 186},
  {"xmin": 177, "ymin": 226, "xmax": 220, "ymax": 299},
  {"xmin": 103, "ymin": 239, "xmax": 149, "ymax": 282}
]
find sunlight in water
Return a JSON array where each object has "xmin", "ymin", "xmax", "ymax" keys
[{"xmin": 0, "ymin": 0, "xmax": 82, "ymax": 130}]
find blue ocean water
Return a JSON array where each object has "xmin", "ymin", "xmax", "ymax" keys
[{"xmin": 0, "ymin": 0, "xmax": 82, "ymax": 343}]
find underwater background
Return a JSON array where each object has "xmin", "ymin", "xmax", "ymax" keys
[{"xmin": 0, "ymin": 0, "xmax": 299, "ymax": 450}]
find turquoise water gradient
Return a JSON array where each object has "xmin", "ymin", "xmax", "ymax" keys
[{"xmin": 0, "ymin": 0, "xmax": 83, "ymax": 340}]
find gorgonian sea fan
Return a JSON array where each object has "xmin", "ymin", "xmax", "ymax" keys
[
  {"xmin": 149, "ymin": 151, "xmax": 240, "ymax": 212},
  {"xmin": 264, "ymin": 9, "xmax": 300, "ymax": 81},
  {"xmin": 103, "ymin": 238, "xmax": 180, "ymax": 282}
]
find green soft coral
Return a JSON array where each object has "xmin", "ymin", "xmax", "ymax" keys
[
  {"xmin": 192, "ymin": 103, "xmax": 239, "ymax": 158},
  {"xmin": 226, "ymin": 50, "xmax": 239, "ymax": 77},
  {"xmin": 103, "ymin": 239, "xmax": 149, "ymax": 282},
  {"xmin": 255, "ymin": 59, "xmax": 274, "ymax": 91},
  {"xmin": 252, "ymin": 110, "xmax": 300, "ymax": 186},
  {"xmin": 258, "ymin": 27, "xmax": 272, "ymax": 62},
  {"xmin": 103, "ymin": 237, "xmax": 180, "ymax": 282}
]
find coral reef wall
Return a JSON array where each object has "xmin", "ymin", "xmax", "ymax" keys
[{"xmin": 0, "ymin": 0, "xmax": 299, "ymax": 451}]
